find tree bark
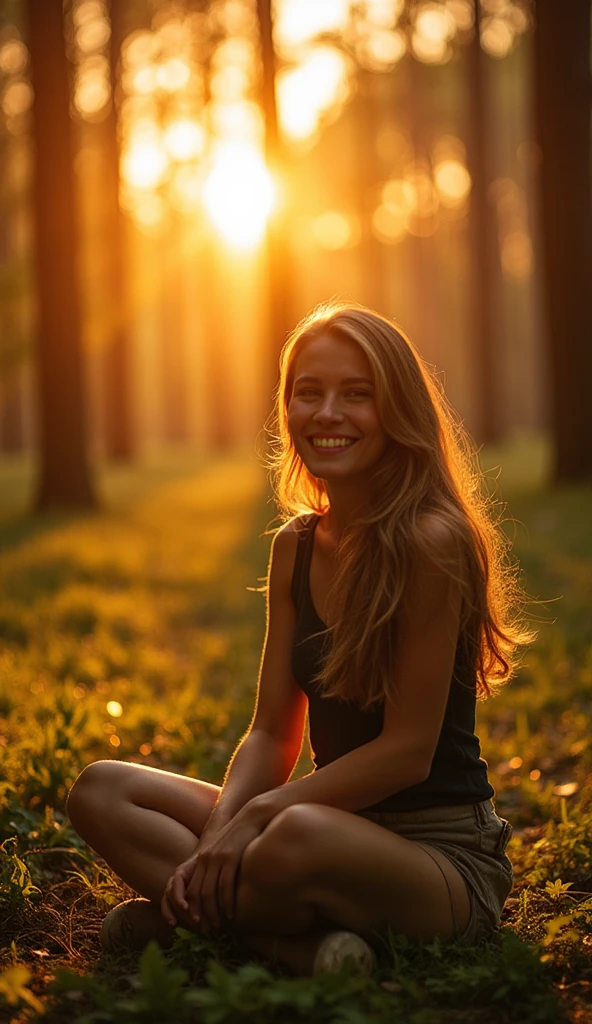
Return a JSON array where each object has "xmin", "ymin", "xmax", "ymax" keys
[
  {"xmin": 465, "ymin": 0, "xmax": 499, "ymax": 444},
  {"xmin": 534, "ymin": 0, "xmax": 592, "ymax": 480},
  {"xmin": 27, "ymin": 0, "xmax": 96, "ymax": 508},
  {"xmin": 101, "ymin": 0, "xmax": 135, "ymax": 460}
]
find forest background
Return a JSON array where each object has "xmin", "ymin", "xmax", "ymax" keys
[{"xmin": 0, "ymin": 1, "xmax": 591, "ymax": 1022}]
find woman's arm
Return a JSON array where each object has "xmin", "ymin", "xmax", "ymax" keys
[
  {"xmin": 204, "ymin": 523, "xmax": 307, "ymax": 833},
  {"xmin": 162, "ymin": 523, "xmax": 307, "ymax": 928},
  {"xmin": 241, "ymin": 515, "xmax": 463, "ymax": 827}
]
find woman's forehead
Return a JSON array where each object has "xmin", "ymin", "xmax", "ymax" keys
[{"xmin": 292, "ymin": 333, "xmax": 372, "ymax": 377}]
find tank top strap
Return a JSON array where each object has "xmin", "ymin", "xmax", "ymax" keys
[{"xmin": 290, "ymin": 514, "xmax": 319, "ymax": 609}]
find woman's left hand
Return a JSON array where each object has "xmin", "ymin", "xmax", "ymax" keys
[{"xmin": 182, "ymin": 804, "xmax": 266, "ymax": 933}]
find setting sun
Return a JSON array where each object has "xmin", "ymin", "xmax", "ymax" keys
[{"xmin": 203, "ymin": 141, "xmax": 275, "ymax": 248}]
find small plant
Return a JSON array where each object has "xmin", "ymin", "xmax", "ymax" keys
[{"xmin": 0, "ymin": 837, "xmax": 42, "ymax": 913}]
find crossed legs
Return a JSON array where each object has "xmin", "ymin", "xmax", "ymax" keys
[{"xmin": 67, "ymin": 760, "xmax": 471, "ymax": 973}]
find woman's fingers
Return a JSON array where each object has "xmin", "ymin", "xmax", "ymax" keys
[
  {"xmin": 186, "ymin": 858, "xmax": 207, "ymax": 924},
  {"xmin": 161, "ymin": 867, "xmax": 192, "ymax": 927},
  {"xmin": 200, "ymin": 862, "xmax": 224, "ymax": 930},
  {"xmin": 170, "ymin": 869, "xmax": 189, "ymax": 912}
]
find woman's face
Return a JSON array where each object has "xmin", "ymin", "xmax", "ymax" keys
[{"xmin": 287, "ymin": 333, "xmax": 388, "ymax": 483}]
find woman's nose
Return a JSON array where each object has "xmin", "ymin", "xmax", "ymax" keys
[{"xmin": 313, "ymin": 396, "xmax": 344, "ymax": 422}]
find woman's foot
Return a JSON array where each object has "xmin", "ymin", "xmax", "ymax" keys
[
  {"xmin": 312, "ymin": 930, "xmax": 376, "ymax": 976},
  {"xmin": 100, "ymin": 898, "xmax": 175, "ymax": 952}
]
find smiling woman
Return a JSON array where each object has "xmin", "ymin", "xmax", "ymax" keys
[{"xmin": 67, "ymin": 301, "xmax": 534, "ymax": 978}]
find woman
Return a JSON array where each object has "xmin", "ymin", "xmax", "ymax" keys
[{"xmin": 67, "ymin": 303, "xmax": 532, "ymax": 976}]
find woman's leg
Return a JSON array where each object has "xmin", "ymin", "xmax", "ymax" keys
[
  {"xmin": 233, "ymin": 802, "xmax": 471, "ymax": 944},
  {"xmin": 67, "ymin": 759, "xmax": 220, "ymax": 901},
  {"xmin": 67, "ymin": 759, "xmax": 329, "ymax": 972},
  {"xmin": 67, "ymin": 764, "xmax": 471, "ymax": 972}
]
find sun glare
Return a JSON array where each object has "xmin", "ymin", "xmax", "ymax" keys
[
  {"xmin": 203, "ymin": 142, "xmax": 275, "ymax": 248},
  {"xmin": 277, "ymin": 47, "xmax": 351, "ymax": 140}
]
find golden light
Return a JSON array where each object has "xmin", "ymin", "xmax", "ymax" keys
[
  {"xmin": 432, "ymin": 133, "xmax": 467, "ymax": 165},
  {"xmin": 0, "ymin": 40, "xmax": 28, "ymax": 75},
  {"xmin": 444, "ymin": 0, "xmax": 474, "ymax": 31},
  {"xmin": 156, "ymin": 58, "xmax": 191, "ymax": 92},
  {"xmin": 203, "ymin": 142, "xmax": 275, "ymax": 248},
  {"xmin": 106, "ymin": 700, "xmax": 123, "ymax": 718},
  {"xmin": 75, "ymin": 59, "xmax": 110, "ymax": 117},
  {"xmin": 415, "ymin": 4, "xmax": 456, "ymax": 43},
  {"xmin": 501, "ymin": 231, "xmax": 533, "ymax": 281},
  {"xmin": 170, "ymin": 166, "xmax": 203, "ymax": 212},
  {"xmin": 275, "ymin": 0, "xmax": 349, "ymax": 49},
  {"xmin": 211, "ymin": 65, "xmax": 251, "ymax": 102},
  {"xmin": 122, "ymin": 133, "xmax": 169, "ymax": 190},
  {"xmin": 277, "ymin": 47, "xmax": 351, "ymax": 141},
  {"xmin": 382, "ymin": 178, "xmax": 416, "ymax": 216},
  {"xmin": 481, "ymin": 17, "xmax": 515, "ymax": 58},
  {"xmin": 76, "ymin": 16, "xmax": 111, "ymax": 54},
  {"xmin": 313, "ymin": 211, "xmax": 359, "ymax": 250},
  {"xmin": 123, "ymin": 31, "xmax": 157, "ymax": 68},
  {"xmin": 508, "ymin": 5, "xmax": 529, "ymax": 33},
  {"xmin": 411, "ymin": 31, "xmax": 450, "ymax": 63},
  {"xmin": 210, "ymin": 100, "xmax": 264, "ymax": 141},
  {"xmin": 162, "ymin": 119, "xmax": 205, "ymax": 161},
  {"xmin": 74, "ymin": 0, "xmax": 106, "ymax": 28},
  {"xmin": 412, "ymin": 2, "xmax": 456, "ymax": 62},
  {"xmin": 434, "ymin": 160, "xmax": 471, "ymax": 206},
  {"xmin": 357, "ymin": 29, "xmax": 406, "ymax": 71},
  {"xmin": 132, "ymin": 194, "xmax": 166, "ymax": 231},
  {"xmin": 1, "ymin": 80, "xmax": 33, "ymax": 117},
  {"xmin": 133, "ymin": 65, "xmax": 159, "ymax": 95},
  {"xmin": 409, "ymin": 166, "xmax": 439, "ymax": 217},
  {"xmin": 376, "ymin": 125, "xmax": 413, "ymax": 163},
  {"xmin": 362, "ymin": 0, "xmax": 405, "ymax": 29},
  {"xmin": 372, "ymin": 204, "xmax": 407, "ymax": 244}
]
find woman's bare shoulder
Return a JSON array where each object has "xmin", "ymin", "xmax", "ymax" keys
[{"xmin": 414, "ymin": 511, "xmax": 462, "ymax": 564}]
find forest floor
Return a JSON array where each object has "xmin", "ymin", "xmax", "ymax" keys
[{"xmin": 1, "ymin": 438, "xmax": 591, "ymax": 1023}]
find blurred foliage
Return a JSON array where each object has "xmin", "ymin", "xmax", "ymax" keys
[{"xmin": 0, "ymin": 443, "xmax": 590, "ymax": 1021}]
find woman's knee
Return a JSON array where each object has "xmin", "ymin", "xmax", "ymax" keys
[
  {"xmin": 67, "ymin": 759, "xmax": 126, "ymax": 825},
  {"xmin": 241, "ymin": 804, "xmax": 324, "ymax": 890}
]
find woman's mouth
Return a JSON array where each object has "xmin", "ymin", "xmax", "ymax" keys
[{"xmin": 308, "ymin": 436, "xmax": 358, "ymax": 450}]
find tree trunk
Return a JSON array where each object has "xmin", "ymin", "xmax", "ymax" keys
[
  {"xmin": 534, "ymin": 0, "xmax": 592, "ymax": 480},
  {"xmin": 465, "ymin": 0, "xmax": 499, "ymax": 444},
  {"xmin": 256, "ymin": 0, "xmax": 293, "ymax": 409},
  {"xmin": 27, "ymin": 0, "xmax": 96, "ymax": 508},
  {"xmin": 102, "ymin": 0, "xmax": 135, "ymax": 460}
]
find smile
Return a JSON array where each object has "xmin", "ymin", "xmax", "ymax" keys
[{"xmin": 309, "ymin": 437, "xmax": 358, "ymax": 449}]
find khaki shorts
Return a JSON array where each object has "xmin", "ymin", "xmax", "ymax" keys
[{"xmin": 357, "ymin": 799, "xmax": 514, "ymax": 942}]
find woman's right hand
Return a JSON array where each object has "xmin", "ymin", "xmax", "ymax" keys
[{"xmin": 161, "ymin": 848, "xmax": 201, "ymax": 928}]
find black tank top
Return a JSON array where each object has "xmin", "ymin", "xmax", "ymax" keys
[{"xmin": 290, "ymin": 514, "xmax": 494, "ymax": 812}]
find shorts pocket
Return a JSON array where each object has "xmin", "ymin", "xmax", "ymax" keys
[{"xmin": 475, "ymin": 803, "xmax": 512, "ymax": 854}]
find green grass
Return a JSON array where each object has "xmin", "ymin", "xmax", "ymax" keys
[{"xmin": 1, "ymin": 439, "xmax": 591, "ymax": 1022}]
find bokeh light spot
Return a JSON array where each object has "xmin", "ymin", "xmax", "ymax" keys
[
  {"xmin": 313, "ymin": 211, "xmax": 358, "ymax": 250},
  {"xmin": 2, "ymin": 80, "xmax": 33, "ymax": 117},
  {"xmin": 107, "ymin": 701, "xmax": 123, "ymax": 718},
  {"xmin": 0, "ymin": 40, "xmax": 28, "ymax": 75}
]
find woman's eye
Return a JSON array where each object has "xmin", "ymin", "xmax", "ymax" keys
[
  {"xmin": 295, "ymin": 388, "xmax": 318, "ymax": 397},
  {"xmin": 347, "ymin": 390, "xmax": 370, "ymax": 398}
]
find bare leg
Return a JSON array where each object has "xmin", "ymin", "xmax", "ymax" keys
[
  {"xmin": 67, "ymin": 763, "xmax": 471, "ymax": 973},
  {"xmin": 67, "ymin": 761, "xmax": 332, "ymax": 972}
]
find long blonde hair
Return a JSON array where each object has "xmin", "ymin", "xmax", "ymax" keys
[{"xmin": 267, "ymin": 300, "xmax": 535, "ymax": 708}]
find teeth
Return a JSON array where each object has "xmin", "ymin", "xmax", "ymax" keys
[{"xmin": 311, "ymin": 437, "xmax": 355, "ymax": 448}]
